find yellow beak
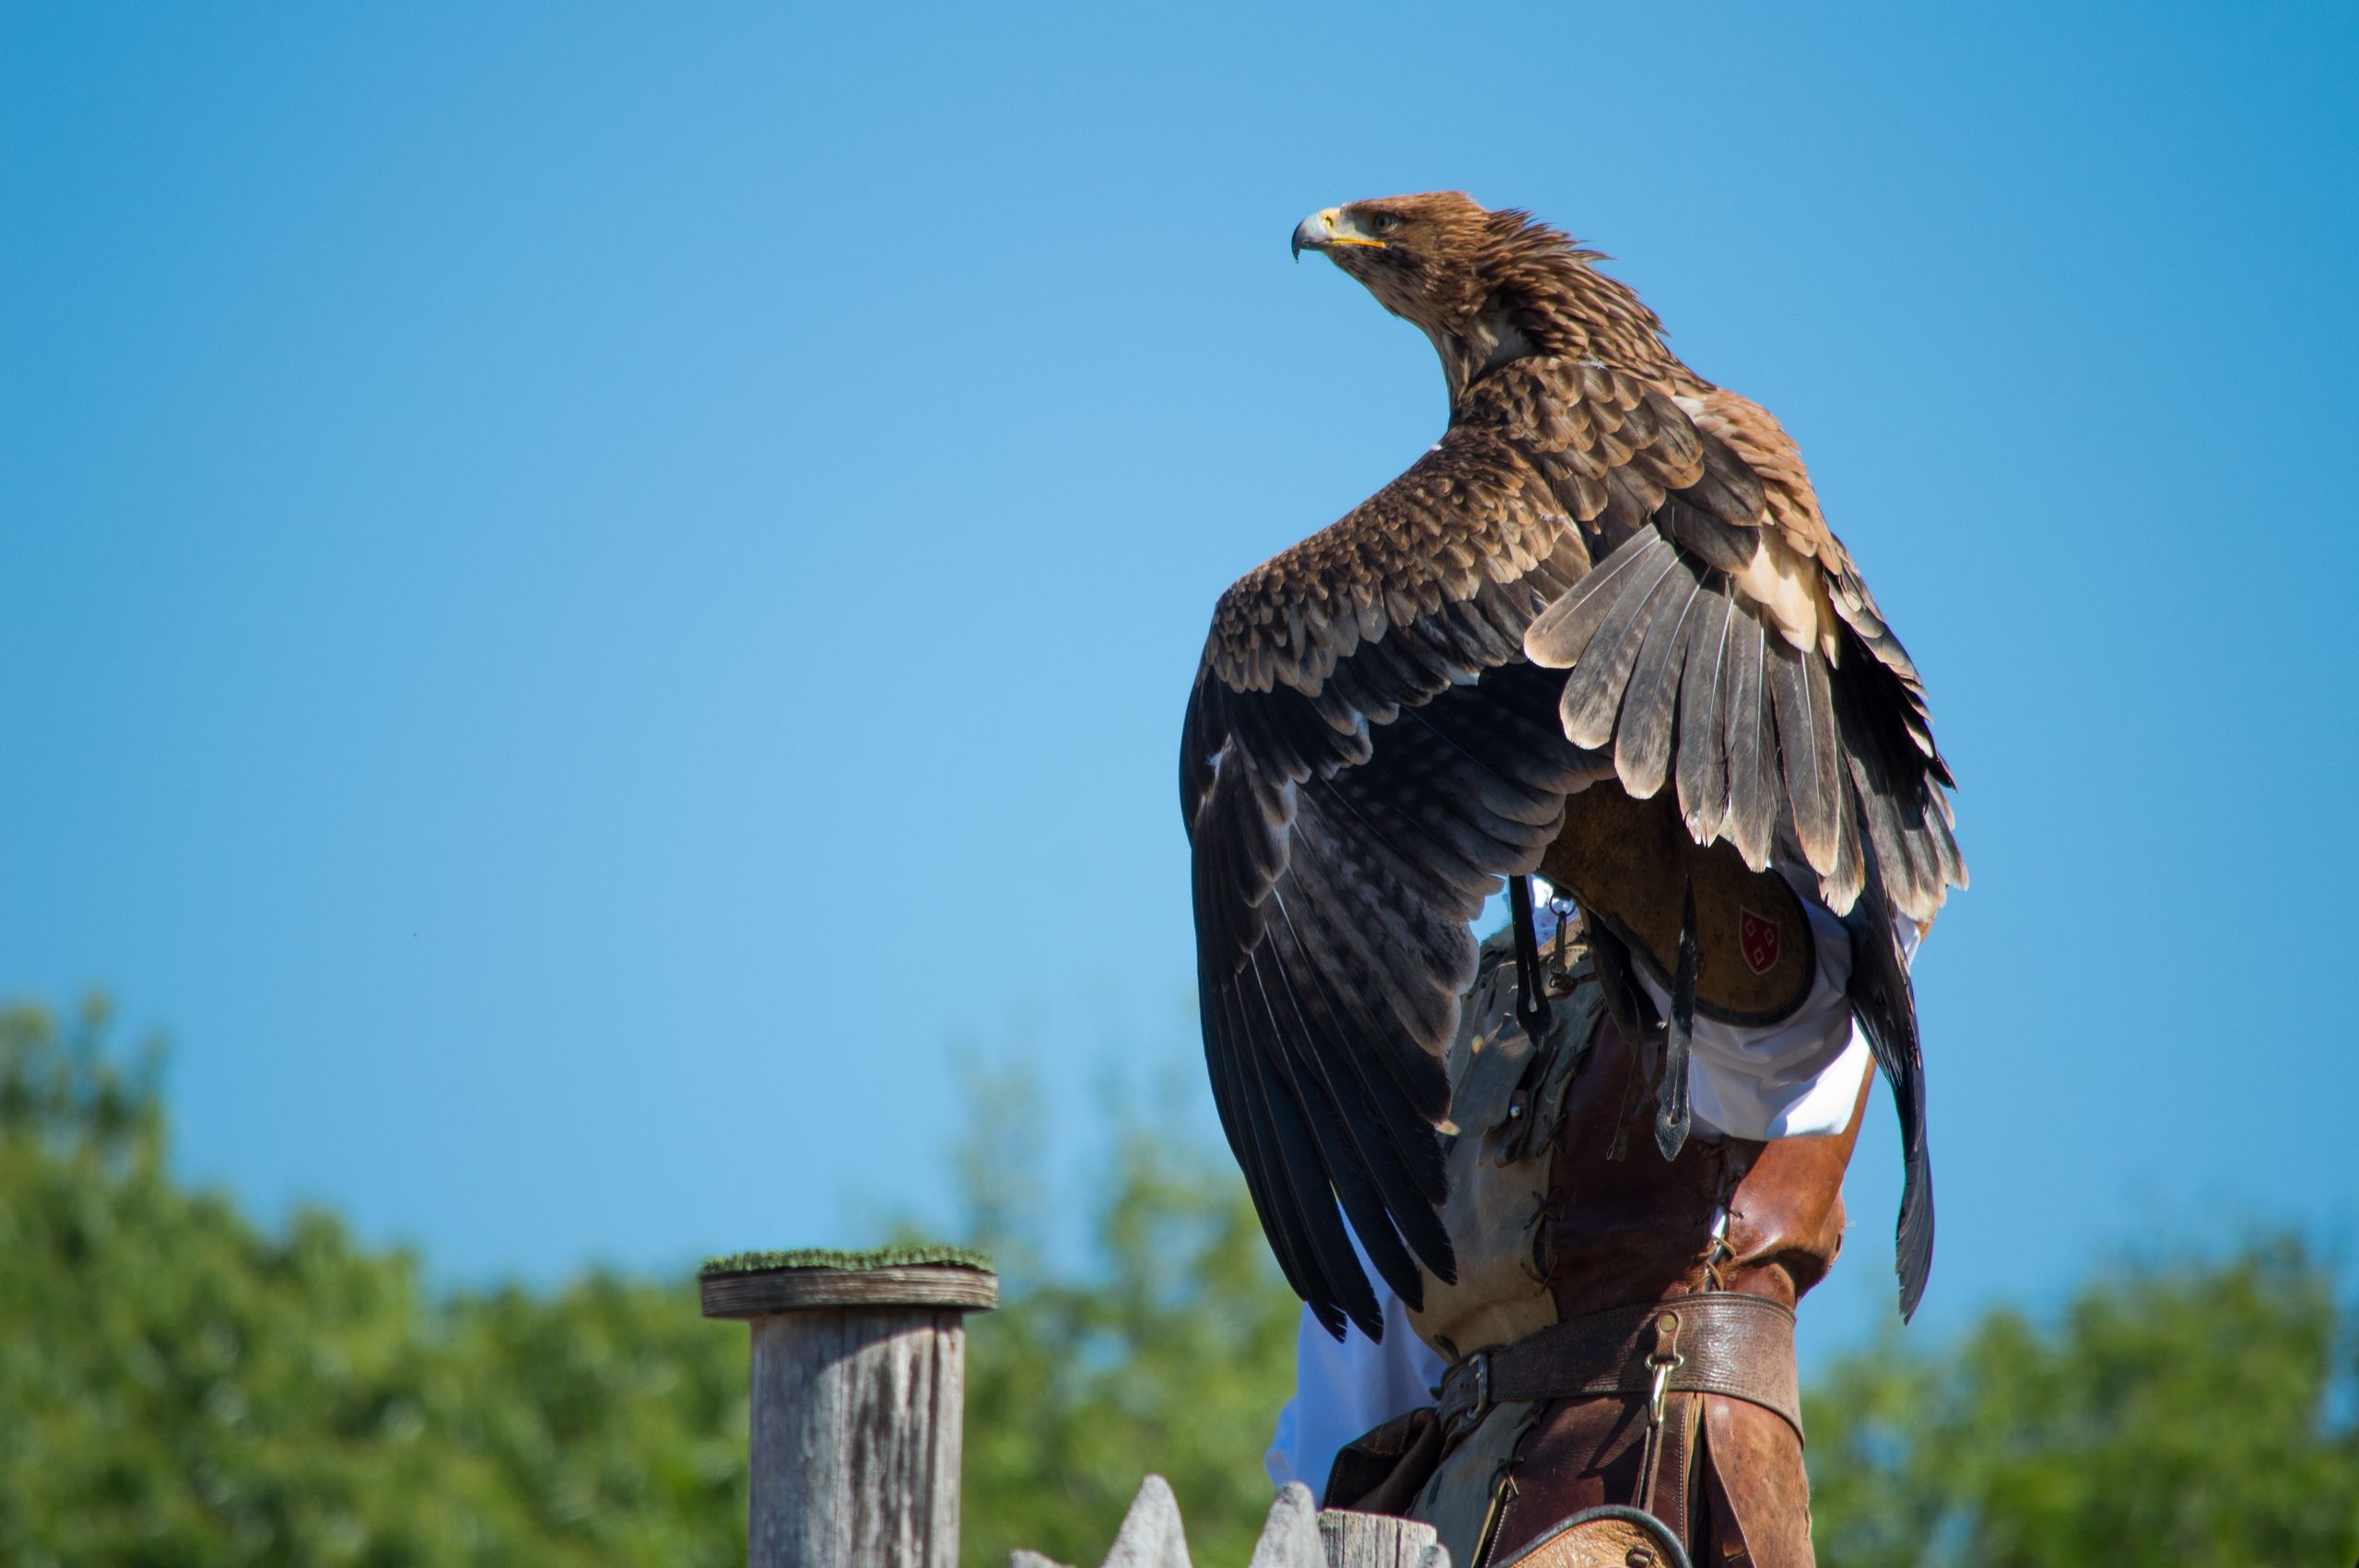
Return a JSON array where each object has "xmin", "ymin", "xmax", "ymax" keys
[{"xmin": 1292, "ymin": 206, "xmax": 1386, "ymax": 260}]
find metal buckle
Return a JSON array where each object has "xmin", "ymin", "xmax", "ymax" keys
[
  {"xmin": 1647, "ymin": 1352, "xmax": 1684, "ymax": 1428},
  {"xmin": 1646, "ymin": 1310, "xmax": 1684, "ymax": 1429},
  {"xmin": 1444, "ymin": 1349, "xmax": 1494, "ymax": 1437}
]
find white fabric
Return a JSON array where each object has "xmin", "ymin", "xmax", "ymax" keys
[
  {"xmin": 1632, "ymin": 895, "xmax": 1860, "ymax": 1140},
  {"xmin": 1262, "ymin": 1228, "xmax": 1447, "ymax": 1492},
  {"xmin": 1262, "ymin": 883, "xmax": 1923, "ymax": 1490}
]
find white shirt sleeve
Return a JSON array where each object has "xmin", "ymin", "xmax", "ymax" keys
[
  {"xmin": 1262, "ymin": 1230, "xmax": 1448, "ymax": 1492},
  {"xmin": 1630, "ymin": 895, "xmax": 1920, "ymax": 1141}
]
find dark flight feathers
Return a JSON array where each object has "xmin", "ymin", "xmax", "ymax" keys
[{"xmin": 1182, "ymin": 434, "xmax": 1602, "ymax": 1339}]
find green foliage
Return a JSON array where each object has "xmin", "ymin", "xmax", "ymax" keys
[
  {"xmin": 0, "ymin": 999, "xmax": 750, "ymax": 1568},
  {"xmin": 1806, "ymin": 1235, "xmax": 2359, "ymax": 1565},
  {"xmin": 6, "ymin": 997, "xmax": 2354, "ymax": 1567},
  {"xmin": 0, "ymin": 1000, "xmax": 1294, "ymax": 1568},
  {"xmin": 945, "ymin": 1058, "xmax": 1300, "ymax": 1568}
]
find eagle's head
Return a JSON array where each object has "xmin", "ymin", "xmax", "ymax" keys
[
  {"xmin": 1291, "ymin": 192, "xmax": 1508, "ymax": 330},
  {"xmin": 1292, "ymin": 192, "xmax": 1667, "ymax": 398}
]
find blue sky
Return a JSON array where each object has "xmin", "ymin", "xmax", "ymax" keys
[{"xmin": 5, "ymin": 1, "xmax": 2355, "ymax": 1364}]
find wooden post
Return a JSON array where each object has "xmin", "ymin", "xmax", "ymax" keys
[
  {"xmin": 1316, "ymin": 1510, "xmax": 1446, "ymax": 1568},
  {"xmin": 702, "ymin": 1247, "xmax": 998, "ymax": 1568}
]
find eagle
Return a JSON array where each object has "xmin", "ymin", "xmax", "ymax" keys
[{"xmin": 1180, "ymin": 193, "xmax": 1964, "ymax": 1340}]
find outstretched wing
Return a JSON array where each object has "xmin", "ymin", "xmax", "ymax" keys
[
  {"xmin": 1181, "ymin": 427, "xmax": 1602, "ymax": 1340},
  {"xmin": 1512, "ymin": 372, "xmax": 1965, "ymax": 922},
  {"xmin": 1497, "ymin": 364, "xmax": 1963, "ymax": 1316}
]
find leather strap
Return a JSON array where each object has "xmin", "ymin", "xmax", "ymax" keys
[
  {"xmin": 1632, "ymin": 1310, "xmax": 1684, "ymax": 1527},
  {"xmin": 1643, "ymin": 1390, "xmax": 1700, "ymax": 1544},
  {"xmin": 1435, "ymin": 1293, "xmax": 1802, "ymax": 1445}
]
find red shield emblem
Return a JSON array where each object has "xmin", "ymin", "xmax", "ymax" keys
[{"xmin": 1739, "ymin": 907, "xmax": 1780, "ymax": 975}]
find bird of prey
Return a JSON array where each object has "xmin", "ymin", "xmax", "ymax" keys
[{"xmin": 1180, "ymin": 193, "xmax": 1964, "ymax": 1340}]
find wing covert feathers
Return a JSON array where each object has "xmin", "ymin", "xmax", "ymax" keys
[{"xmin": 1203, "ymin": 429, "xmax": 1586, "ymax": 703}]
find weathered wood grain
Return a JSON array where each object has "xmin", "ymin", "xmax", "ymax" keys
[
  {"xmin": 1316, "ymin": 1508, "xmax": 1446, "ymax": 1568},
  {"xmin": 1100, "ymin": 1475, "xmax": 1193, "ymax": 1568},
  {"xmin": 749, "ymin": 1306, "xmax": 968, "ymax": 1568},
  {"xmin": 1247, "ymin": 1482, "xmax": 1321, "ymax": 1568},
  {"xmin": 702, "ymin": 1263, "xmax": 999, "ymax": 1319},
  {"xmin": 1006, "ymin": 1479, "xmax": 1452, "ymax": 1568}
]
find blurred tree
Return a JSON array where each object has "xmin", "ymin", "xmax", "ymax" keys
[
  {"xmin": 0, "ymin": 998, "xmax": 749, "ymax": 1568},
  {"xmin": 5, "ymin": 997, "xmax": 2353, "ymax": 1567},
  {"xmin": 945, "ymin": 1057, "xmax": 1299, "ymax": 1568},
  {"xmin": 0, "ymin": 1000, "xmax": 1293, "ymax": 1568},
  {"xmin": 1806, "ymin": 1235, "xmax": 2359, "ymax": 1565}
]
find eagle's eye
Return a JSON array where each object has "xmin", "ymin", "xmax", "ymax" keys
[{"xmin": 1368, "ymin": 213, "xmax": 1404, "ymax": 236}]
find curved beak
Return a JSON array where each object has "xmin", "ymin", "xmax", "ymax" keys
[{"xmin": 1292, "ymin": 206, "xmax": 1385, "ymax": 262}]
